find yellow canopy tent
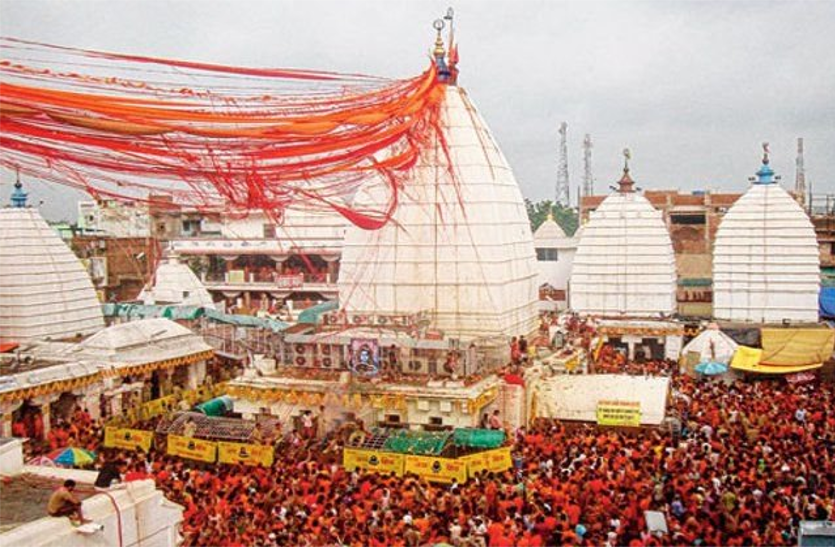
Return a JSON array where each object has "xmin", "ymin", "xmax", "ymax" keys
[{"xmin": 731, "ymin": 328, "xmax": 834, "ymax": 374}]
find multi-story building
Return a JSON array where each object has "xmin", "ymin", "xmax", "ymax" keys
[
  {"xmin": 71, "ymin": 236, "xmax": 159, "ymax": 302},
  {"xmin": 77, "ymin": 199, "xmax": 151, "ymax": 237},
  {"xmin": 168, "ymin": 209, "xmax": 346, "ymax": 318}
]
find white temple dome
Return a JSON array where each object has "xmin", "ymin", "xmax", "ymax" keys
[
  {"xmin": 713, "ymin": 152, "xmax": 819, "ymax": 323},
  {"xmin": 533, "ymin": 217, "xmax": 567, "ymax": 243},
  {"xmin": 338, "ymin": 85, "xmax": 540, "ymax": 340},
  {"xmin": 140, "ymin": 254, "xmax": 216, "ymax": 309},
  {"xmin": 0, "ymin": 196, "xmax": 104, "ymax": 342},
  {"xmin": 569, "ymin": 166, "xmax": 677, "ymax": 316}
]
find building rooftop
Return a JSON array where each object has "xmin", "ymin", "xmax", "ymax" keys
[{"xmin": 0, "ymin": 474, "xmax": 95, "ymax": 534}]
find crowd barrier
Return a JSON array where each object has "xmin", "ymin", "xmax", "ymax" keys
[
  {"xmin": 103, "ymin": 426, "xmax": 276, "ymax": 467},
  {"xmin": 342, "ymin": 446, "xmax": 512, "ymax": 483}
]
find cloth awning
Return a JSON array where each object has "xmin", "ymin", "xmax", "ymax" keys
[
  {"xmin": 297, "ymin": 300, "xmax": 339, "ymax": 324},
  {"xmin": 102, "ymin": 302, "xmax": 205, "ymax": 321},
  {"xmin": 730, "ymin": 327, "xmax": 835, "ymax": 374},
  {"xmin": 678, "ymin": 278, "xmax": 712, "ymax": 287},
  {"xmin": 202, "ymin": 309, "xmax": 289, "ymax": 332},
  {"xmin": 760, "ymin": 328, "xmax": 834, "ymax": 369}
]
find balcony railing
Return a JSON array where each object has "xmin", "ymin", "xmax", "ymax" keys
[{"xmin": 203, "ymin": 270, "xmax": 335, "ymax": 288}]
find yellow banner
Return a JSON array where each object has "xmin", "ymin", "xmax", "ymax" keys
[
  {"xmin": 104, "ymin": 426, "xmax": 153, "ymax": 452},
  {"xmin": 343, "ymin": 448, "xmax": 405, "ymax": 476},
  {"xmin": 463, "ymin": 446, "xmax": 513, "ymax": 477},
  {"xmin": 596, "ymin": 400, "xmax": 641, "ymax": 427},
  {"xmin": 140, "ymin": 395, "xmax": 177, "ymax": 420},
  {"xmin": 462, "ymin": 452, "xmax": 488, "ymax": 477},
  {"xmin": 218, "ymin": 441, "xmax": 275, "ymax": 467},
  {"xmin": 404, "ymin": 455, "xmax": 468, "ymax": 484},
  {"xmin": 167, "ymin": 434, "xmax": 217, "ymax": 463},
  {"xmin": 484, "ymin": 446, "xmax": 513, "ymax": 472}
]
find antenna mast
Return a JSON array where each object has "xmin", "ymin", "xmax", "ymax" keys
[
  {"xmin": 795, "ymin": 137, "xmax": 806, "ymax": 207},
  {"xmin": 582, "ymin": 133, "xmax": 594, "ymax": 198},
  {"xmin": 555, "ymin": 122, "xmax": 570, "ymax": 207}
]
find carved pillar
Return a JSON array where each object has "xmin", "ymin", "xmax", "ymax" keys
[
  {"xmin": 74, "ymin": 385, "xmax": 103, "ymax": 422},
  {"xmin": 0, "ymin": 400, "xmax": 23, "ymax": 437},
  {"xmin": 186, "ymin": 361, "xmax": 206, "ymax": 391},
  {"xmin": 31, "ymin": 393, "xmax": 60, "ymax": 437},
  {"xmin": 323, "ymin": 257, "xmax": 340, "ymax": 284}
]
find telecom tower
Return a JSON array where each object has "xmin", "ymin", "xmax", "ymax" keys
[
  {"xmin": 795, "ymin": 137, "xmax": 806, "ymax": 208},
  {"xmin": 555, "ymin": 122, "xmax": 570, "ymax": 207},
  {"xmin": 582, "ymin": 134, "xmax": 594, "ymax": 198}
]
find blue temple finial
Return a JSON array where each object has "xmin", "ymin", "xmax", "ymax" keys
[
  {"xmin": 755, "ymin": 142, "xmax": 775, "ymax": 184},
  {"xmin": 10, "ymin": 169, "xmax": 28, "ymax": 208}
]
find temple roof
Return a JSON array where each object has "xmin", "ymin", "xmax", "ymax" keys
[
  {"xmin": 570, "ymin": 165, "xmax": 676, "ymax": 317},
  {"xmin": 338, "ymin": 85, "xmax": 540, "ymax": 339},
  {"xmin": 0, "ymin": 206, "xmax": 104, "ymax": 343},
  {"xmin": 139, "ymin": 255, "xmax": 216, "ymax": 309},
  {"xmin": 713, "ymin": 151, "xmax": 819, "ymax": 323}
]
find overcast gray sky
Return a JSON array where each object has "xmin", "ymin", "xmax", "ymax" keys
[{"xmin": 1, "ymin": 0, "xmax": 834, "ymax": 222}]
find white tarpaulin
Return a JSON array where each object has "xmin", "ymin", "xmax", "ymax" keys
[
  {"xmin": 680, "ymin": 327, "xmax": 738, "ymax": 365},
  {"xmin": 533, "ymin": 374, "xmax": 670, "ymax": 426}
]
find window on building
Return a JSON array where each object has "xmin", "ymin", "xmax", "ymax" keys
[
  {"xmin": 263, "ymin": 224, "xmax": 277, "ymax": 238},
  {"xmin": 536, "ymin": 248, "xmax": 559, "ymax": 261},
  {"xmin": 429, "ymin": 416, "xmax": 443, "ymax": 426},
  {"xmin": 670, "ymin": 214, "xmax": 706, "ymax": 225},
  {"xmin": 830, "ymin": 242, "xmax": 835, "ymax": 255},
  {"xmin": 182, "ymin": 219, "xmax": 200, "ymax": 234},
  {"xmin": 384, "ymin": 414, "xmax": 400, "ymax": 423}
]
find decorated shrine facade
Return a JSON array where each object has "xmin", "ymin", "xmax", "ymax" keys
[
  {"xmin": 227, "ymin": 370, "xmax": 501, "ymax": 432},
  {"xmin": 0, "ymin": 318, "xmax": 214, "ymax": 439},
  {"xmin": 594, "ymin": 319, "xmax": 685, "ymax": 362}
]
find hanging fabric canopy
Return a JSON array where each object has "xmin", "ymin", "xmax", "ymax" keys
[{"xmin": 0, "ymin": 38, "xmax": 453, "ymax": 229}]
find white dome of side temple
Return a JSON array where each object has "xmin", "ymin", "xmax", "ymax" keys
[
  {"xmin": 338, "ymin": 85, "xmax": 540, "ymax": 340},
  {"xmin": 0, "ymin": 182, "xmax": 104, "ymax": 342},
  {"xmin": 570, "ymin": 161, "xmax": 677, "ymax": 316},
  {"xmin": 713, "ymin": 147, "xmax": 819, "ymax": 323},
  {"xmin": 140, "ymin": 254, "xmax": 216, "ymax": 309}
]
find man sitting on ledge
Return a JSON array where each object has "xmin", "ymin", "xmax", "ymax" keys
[{"xmin": 47, "ymin": 479, "xmax": 89, "ymax": 525}]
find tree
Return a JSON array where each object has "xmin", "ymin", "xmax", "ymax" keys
[{"xmin": 524, "ymin": 198, "xmax": 579, "ymax": 236}]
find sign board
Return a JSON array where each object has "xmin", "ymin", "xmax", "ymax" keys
[
  {"xmin": 484, "ymin": 446, "xmax": 513, "ymax": 472},
  {"xmin": 104, "ymin": 426, "xmax": 153, "ymax": 452},
  {"xmin": 139, "ymin": 395, "xmax": 177, "ymax": 420},
  {"xmin": 596, "ymin": 400, "xmax": 641, "ymax": 427},
  {"xmin": 343, "ymin": 448, "xmax": 405, "ymax": 476},
  {"xmin": 217, "ymin": 441, "xmax": 274, "ymax": 467},
  {"xmin": 167, "ymin": 434, "xmax": 217, "ymax": 463},
  {"xmin": 645, "ymin": 511, "xmax": 669, "ymax": 534},
  {"xmin": 276, "ymin": 274, "xmax": 304, "ymax": 289},
  {"xmin": 404, "ymin": 455, "xmax": 468, "ymax": 484}
]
